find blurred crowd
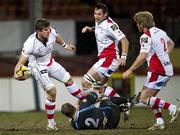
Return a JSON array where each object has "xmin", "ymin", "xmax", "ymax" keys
[
  {"xmin": 0, "ymin": 0, "xmax": 180, "ymax": 21},
  {"xmin": 0, "ymin": 0, "xmax": 180, "ymax": 77}
]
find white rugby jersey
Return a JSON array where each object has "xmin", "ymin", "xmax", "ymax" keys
[
  {"xmin": 140, "ymin": 27, "xmax": 173, "ymax": 76},
  {"xmin": 95, "ymin": 17, "xmax": 125, "ymax": 59},
  {"xmin": 22, "ymin": 27, "xmax": 57, "ymax": 66}
]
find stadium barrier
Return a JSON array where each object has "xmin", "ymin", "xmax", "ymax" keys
[{"xmin": 0, "ymin": 76, "xmax": 180, "ymax": 112}]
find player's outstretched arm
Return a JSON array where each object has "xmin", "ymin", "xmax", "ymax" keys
[
  {"xmin": 56, "ymin": 34, "xmax": 76, "ymax": 52},
  {"xmin": 81, "ymin": 26, "xmax": 94, "ymax": 33},
  {"xmin": 119, "ymin": 37, "xmax": 129, "ymax": 66},
  {"xmin": 123, "ymin": 52, "xmax": 147, "ymax": 79}
]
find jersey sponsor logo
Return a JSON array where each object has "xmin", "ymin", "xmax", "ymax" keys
[
  {"xmin": 37, "ymin": 46, "xmax": 52, "ymax": 57},
  {"xmin": 157, "ymin": 81, "xmax": 166, "ymax": 87},
  {"xmin": 111, "ymin": 24, "xmax": 118, "ymax": 31},
  {"xmin": 140, "ymin": 37, "xmax": 148, "ymax": 43},
  {"xmin": 85, "ymin": 118, "xmax": 99, "ymax": 128},
  {"xmin": 107, "ymin": 69, "xmax": 113, "ymax": 75},
  {"xmin": 40, "ymin": 69, "xmax": 48, "ymax": 74}
]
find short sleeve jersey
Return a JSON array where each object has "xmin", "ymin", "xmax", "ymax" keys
[
  {"xmin": 95, "ymin": 17, "xmax": 125, "ymax": 59},
  {"xmin": 22, "ymin": 27, "xmax": 57, "ymax": 66},
  {"xmin": 140, "ymin": 27, "xmax": 173, "ymax": 76}
]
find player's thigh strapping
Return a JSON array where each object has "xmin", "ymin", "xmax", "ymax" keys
[{"xmin": 83, "ymin": 57, "xmax": 120, "ymax": 85}]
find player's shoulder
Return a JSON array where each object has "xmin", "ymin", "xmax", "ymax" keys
[
  {"xmin": 151, "ymin": 27, "xmax": 167, "ymax": 36},
  {"xmin": 140, "ymin": 33, "xmax": 151, "ymax": 44},
  {"xmin": 25, "ymin": 33, "xmax": 36, "ymax": 43},
  {"xmin": 106, "ymin": 17, "xmax": 119, "ymax": 31}
]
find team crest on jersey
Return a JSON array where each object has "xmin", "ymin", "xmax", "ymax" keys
[
  {"xmin": 140, "ymin": 37, "xmax": 148, "ymax": 43},
  {"xmin": 111, "ymin": 24, "xmax": 118, "ymax": 31}
]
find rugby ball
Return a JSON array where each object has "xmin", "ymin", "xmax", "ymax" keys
[{"xmin": 16, "ymin": 65, "xmax": 32, "ymax": 80}]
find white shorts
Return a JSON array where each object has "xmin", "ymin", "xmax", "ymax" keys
[
  {"xmin": 93, "ymin": 57, "xmax": 120, "ymax": 77},
  {"xmin": 144, "ymin": 71, "xmax": 171, "ymax": 90},
  {"xmin": 29, "ymin": 61, "xmax": 70, "ymax": 91}
]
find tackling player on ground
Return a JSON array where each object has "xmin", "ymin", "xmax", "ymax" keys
[{"xmin": 61, "ymin": 91, "xmax": 133, "ymax": 130}]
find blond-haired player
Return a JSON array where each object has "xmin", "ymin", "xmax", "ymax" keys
[{"xmin": 123, "ymin": 11, "xmax": 180, "ymax": 130}]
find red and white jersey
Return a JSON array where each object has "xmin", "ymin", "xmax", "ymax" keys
[
  {"xmin": 95, "ymin": 17, "xmax": 125, "ymax": 59},
  {"xmin": 22, "ymin": 27, "xmax": 57, "ymax": 67},
  {"xmin": 140, "ymin": 27, "xmax": 173, "ymax": 76}
]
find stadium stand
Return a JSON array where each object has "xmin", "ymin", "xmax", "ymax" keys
[
  {"xmin": 0, "ymin": 0, "xmax": 179, "ymax": 20},
  {"xmin": 0, "ymin": 0, "xmax": 180, "ymax": 77}
]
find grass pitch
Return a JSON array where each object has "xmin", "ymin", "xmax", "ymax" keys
[{"xmin": 0, "ymin": 107, "xmax": 179, "ymax": 135}]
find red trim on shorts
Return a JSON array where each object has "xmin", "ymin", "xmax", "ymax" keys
[
  {"xmin": 149, "ymin": 72, "xmax": 159, "ymax": 82},
  {"xmin": 101, "ymin": 57, "xmax": 114, "ymax": 68},
  {"xmin": 47, "ymin": 55, "xmax": 53, "ymax": 66}
]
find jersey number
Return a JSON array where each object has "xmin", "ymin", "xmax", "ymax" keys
[
  {"xmin": 85, "ymin": 118, "xmax": 99, "ymax": 128},
  {"xmin": 160, "ymin": 38, "xmax": 167, "ymax": 52}
]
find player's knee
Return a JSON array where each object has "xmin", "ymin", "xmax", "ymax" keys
[
  {"xmin": 81, "ymin": 78, "xmax": 92, "ymax": 90},
  {"xmin": 139, "ymin": 93, "xmax": 148, "ymax": 104},
  {"xmin": 65, "ymin": 77, "xmax": 74, "ymax": 86},
  {"xmin": 62, "ymin": 72, "xmax": 71, "ymax": 83},
  {"xmin": 44, "ymin": 84, "xmax": 55, "ymax": 91},
  {"xmin": 82, "ymin": 73, "xmax": 95, "ymax": 89},
  {"xmin": 47, "ymin": 86, "xmax": 57, "ymax": 99}
]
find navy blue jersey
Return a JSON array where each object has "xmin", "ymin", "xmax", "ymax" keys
[{"xmin": 71, "ymin": 92, "xmax": 120, "ymax": 129}]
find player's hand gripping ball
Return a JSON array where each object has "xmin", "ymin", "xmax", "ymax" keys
[{"xmin": 15, "ymin": 66, "xmax": 32, "ymax": 81}]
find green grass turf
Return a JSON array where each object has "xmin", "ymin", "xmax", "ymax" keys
[{"xmin": 0, "ymin": 107, "xmax": 179, "ymax": 135}]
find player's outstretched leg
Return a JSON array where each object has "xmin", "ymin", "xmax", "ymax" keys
[{"xmin": 66, "ymin": 82, "xmax": 86, "ymax": 100}]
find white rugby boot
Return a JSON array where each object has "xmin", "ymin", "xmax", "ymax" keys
[
  {"xmin": 148, "ymin": 123, "xmax": 165, "ymax": 131},
  {"xmin": 47, "ymin": 123, "xmax": 59, "ymax": 131}
]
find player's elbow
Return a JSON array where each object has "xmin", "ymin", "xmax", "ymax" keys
[{"xmin": 121, "ymin": 37, "xmax": 129, "ymax": 46}]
